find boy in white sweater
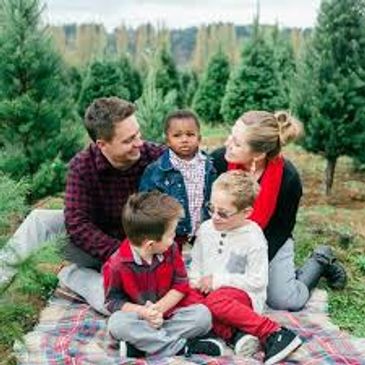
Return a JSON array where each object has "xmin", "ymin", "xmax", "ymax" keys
[{"xmin": 189, "ymin": 171, "xmax": 302, "ymax": 365}]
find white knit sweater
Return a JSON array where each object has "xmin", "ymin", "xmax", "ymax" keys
[{"xmin": 189, "ymin": 219, "xmax": 268, "ymax": 313}]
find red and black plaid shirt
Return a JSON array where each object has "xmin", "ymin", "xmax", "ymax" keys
[
  {"xmin": 64, "ymin": 142, "xmax": 164, "ymax": 263},
  {"xmin": 103, "ymin": 239, "xmax": 190, "ymax": 313}
]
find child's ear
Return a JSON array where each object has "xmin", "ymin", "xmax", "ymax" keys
[
  {"xmin": 142, "ymin": 239, "xmax": 156, "ymax": 250},
  {"xmin": 243, "ymin": 207, "xmax": 253, "ymax": 218}
]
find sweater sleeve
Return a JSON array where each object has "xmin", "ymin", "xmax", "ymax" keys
[
  {"xmin": 189, "ymin": 227, "xmax": 204, "ymax": 286},
  {"xmin": 103, "ymin": 259, "xmax": 129, "ymax": 313}
]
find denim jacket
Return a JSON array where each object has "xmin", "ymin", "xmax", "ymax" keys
[{"xmin": 139, "ymin": 149, "xmax": 216, "ymax": 236}]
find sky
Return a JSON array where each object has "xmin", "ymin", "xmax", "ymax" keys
[{"xmin": 43, "ymin": 0, "xmax": 322, "ymax": 31}]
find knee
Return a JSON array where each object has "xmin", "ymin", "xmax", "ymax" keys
[
  {"xmin": 27, "ymin": 209, "xmax": 63, "ymax": 226},
  {"xmin": 191, "ymin": 304, "xmax": 212, "ymax": 332},
  {"xmin": 204, "ymin": 291, "xmax": 227, "ymax": 312},
  {"xmin": 27, "ymin": 209, "xmax": 47, "ymax": 222},
  {"xmin": 266, "ymin": 286, "xmax": 309, "ymax": 312},
  {"xmin": 107, "ymin": 311, "xmax": 135, "ymax": 340}
]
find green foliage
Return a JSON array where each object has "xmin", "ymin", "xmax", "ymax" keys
[
  {"xmin": 0, "ymin": 171, "xmax": 61, "ymax": 357},
  {"xmin": 291, "ymin": 0, "xmax": 365, "ymax": 193},
  {"xmin": 117, "ymin": 55, "xmax": 143, "ymax": 102},
  {"xmin": 0, "ymin": 302, "xmax": 35, "ymax": 347},
  {"xmin": 272, "ymin": 26, "xmax": 296, "ymax": 109},
  {"xmin": 221, "ymin": 26, "xmax": 285, "ymax": 124},
  {"xmin": 136, "ymin": 66, "xmax": 177, "ymax": 143},
  {"xmin": 30, "ymin": 156, "xmax": 68, "ymax": 201},
  {"xmin": 155, "ymin": 47, "xmax": 183, "ymax": 107},
  {"xmin": 356, "ymin": 255, "xmax": 365, "ymax": 274},
  {"xmin": 78, "ymin": 59, "xmax": 130, "ymax": 115},
  {"xmin": 180, "ymin": 69, "xmax": 199, "ymax": 107},
  {"xmin": 0, "ymin": 174, "xmax": 28, "ymax": 248},
  {"xmin": 12, "ymin": 238, "xmax": 63, "ymax": 298},
  {"xmin": 0, "ymin": 238, "xmax": 62, "ymax": 356},
  {"xmin": 65, "ymin": 65, "xmax": 84, "ymax": 102},
  {"xmin": 193, "ymin": 51, "xmax": 230, "ymax": 124},
  {"xmin": 0, "ymin": 0, "xmax": 83, "ymax": 201}
]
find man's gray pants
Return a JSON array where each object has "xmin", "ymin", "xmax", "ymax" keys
[
  {"xmin": 108, "ymin": 304, "xmax": 212, "ymax": 357},
  {"xmin": 0, "ymin": 209, "xmax": 108, "ymax": 314}
]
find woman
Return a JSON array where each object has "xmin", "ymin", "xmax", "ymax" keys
[{"xmin": 211, "ymin": 110, "xmax": 346, "ymax": 311}]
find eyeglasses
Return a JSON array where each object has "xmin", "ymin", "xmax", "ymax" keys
[{"xmin": 206, "ymin": 203, "xmax": 240, "ymax": 220}]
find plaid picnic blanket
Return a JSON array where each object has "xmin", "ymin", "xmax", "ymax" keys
[{"xmin": 14, "ymin": 288, "xmax": 365, "ymax": 365}]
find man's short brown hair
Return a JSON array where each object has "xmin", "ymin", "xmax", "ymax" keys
[
  {"xmin": 122, "ymin": 191, "xmax": 184, "ymax": 246},
  {"xmin": 213, "ymin": 171, "xmax": 260, "ymax": 211},
  {"xmin": 84, "ymin": 97, "xmax": 136, "ymax": 142}
]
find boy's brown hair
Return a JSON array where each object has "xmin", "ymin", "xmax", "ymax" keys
[
  {"xmin": 213, "ymin": 171, "xmax": 260, "ymax": 211},
  {"xmin": 122, "ymin": 191, "xmax": 184, "ymax": 246}
]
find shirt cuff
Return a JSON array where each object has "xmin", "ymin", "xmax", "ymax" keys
[{"xmin": 171, "ymin": 283, "xmax": 190, "ymax": 295}]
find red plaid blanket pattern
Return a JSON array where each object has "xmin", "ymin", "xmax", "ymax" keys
[{"xmin": 14, "ymin": 289, "xmax": 365, "ymax": 365}]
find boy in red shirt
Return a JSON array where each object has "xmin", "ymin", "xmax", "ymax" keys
[{"xmin": 103, "ymin": 191, "xmax": 223, "ymax": 358}]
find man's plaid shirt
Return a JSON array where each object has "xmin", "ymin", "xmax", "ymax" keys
[{"xmin": 64, "ymin": 142, "xmax": 163, "ymax": 263}]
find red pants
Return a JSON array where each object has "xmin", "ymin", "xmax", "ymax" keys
[{"xmin": 189, "ymin": 287, "xmax": 279, "ymax": 342}]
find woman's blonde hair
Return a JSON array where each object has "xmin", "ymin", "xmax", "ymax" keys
[
  {"xmin": 213, "ymin": 171, "xmax": 260, "ymax": 211},
  {"xmin": 237, "ymin": 110, "xmax": 304, "ymax": 159}
]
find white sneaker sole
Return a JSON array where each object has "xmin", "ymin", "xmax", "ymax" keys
[
  {"xmin": 264, "ymin": 336, "xmax": 302, "ymax": 365},
  {"xmin": 120, "ymin": 341, "xmax": 127, "ymax": 357},
  {"xmin": 234, "ymin": 334, "xmax": 260, "ymax": 357}
]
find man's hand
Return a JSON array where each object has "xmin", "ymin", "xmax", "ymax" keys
[{"xmin": 198, "ymin": 275, "xmax": 213, "ymax": 294}]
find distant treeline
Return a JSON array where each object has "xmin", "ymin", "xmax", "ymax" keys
[{"xmin": 49, "ymin": 23, "xmax": 310, "ymax": 71}]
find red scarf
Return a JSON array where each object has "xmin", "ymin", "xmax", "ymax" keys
[{"xmin": 227, "ymin": 156, "xmax": 284, "ymax": 229}]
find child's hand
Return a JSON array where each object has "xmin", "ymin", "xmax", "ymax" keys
[
  {"xmin": 142, "ymin": 302, "xmax": 164, "ymax": 328},
  {"xmin": 199, "ymin": 275, "xmax": 213, "ymax": 294},
  {"xmin": 145, "ymin": 300, "xmax": 162, "ymax": 312}
]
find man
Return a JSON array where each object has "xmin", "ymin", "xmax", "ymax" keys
[
  {"xmin": 0, "ymin": 97, "xmax": 163, "ymax": 290},
  {"xmin": 64, "ymin": 97, "xmax": 163, "ymax": 269}
]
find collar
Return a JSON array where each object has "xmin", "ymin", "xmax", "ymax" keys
[
  {"xmin": 119, "ymin": 239, "xmax": 164, "ymax": 265},
  {"xmin": 92, "ymin": 143, "xmax": 115, "ymax": 172},
  {"xmin": 93, "ymin": 143, "xmax": 150, "ymax": 173},
  {"xmin": 169, "ymin": 149, "xmax": 206, "ymax": 166},
  {"xmin": 158, "ymin": 149, "xmax": 207, "ymax": 171}
]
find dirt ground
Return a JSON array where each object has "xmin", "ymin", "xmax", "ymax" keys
[{"xmin": 284, "ymin": 147, "xmax": 365, "ymax": 239}]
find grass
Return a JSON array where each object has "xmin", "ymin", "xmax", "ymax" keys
[{"xmin": 294, "ymin": 210, "xmax": 365, "ymax": 337}]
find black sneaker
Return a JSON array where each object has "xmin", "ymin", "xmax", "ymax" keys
[
  {"xmin": 230, "ymin": 330, "xmax": 260, "ymax": 357},
  {"xmin": 263, "ymin": 328, "xmax": 302, "ymax": 365},
  {"xmin": 120, "ymin": 341, "xmax": 145, "ymax": 358},
  {"xmin": 179, "ymin": 338, "xmax": 224, "ymax": 357}
]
